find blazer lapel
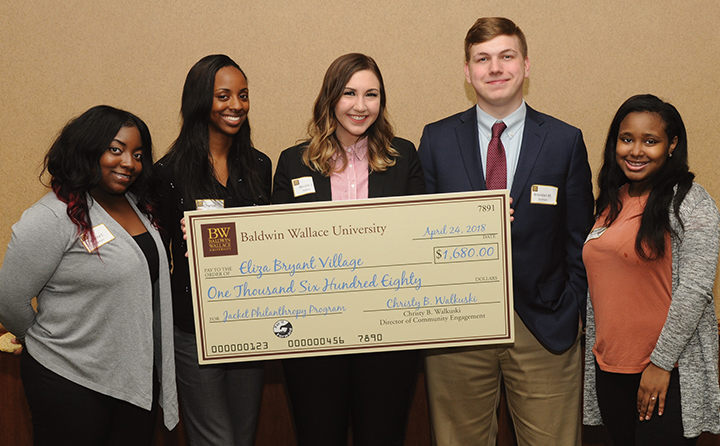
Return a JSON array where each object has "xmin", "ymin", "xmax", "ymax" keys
[
  {"xmin": 368, "ymin": 168, "xmax": 386, "ymax": 198},
  {"xmin": 455, "ymin": 107, "xmax": 486, "ymax": 190},
  {"xmin": 510, "ymin": 106, "xmax": 546, "ymax": 201},
  {"xmin": 313, "ymin": 170, "xmax": 333, "ymax": 201}
]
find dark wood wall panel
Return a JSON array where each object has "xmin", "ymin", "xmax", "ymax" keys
[{"xmin": 2, "ymin": 355, "xmax": 719, "ymax": 445}]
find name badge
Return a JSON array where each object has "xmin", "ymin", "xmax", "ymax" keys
[
  {"xmin": 530, "ymin": 184, "xmax": 558, "ymax": 205},
  {"xmin": 196, "ymin": 199, "xmax": 225, "ymax": 210},
  {"xmin": 81, "ymin": 223, "xmax": 115, "ymax": 252},
  {"xmin": 585, "ymin": 226, "xmax": 607, "ymax": 244},
  {"xmin": 292, "ymin": 176, "xmax": 315, "ymax": 197}
]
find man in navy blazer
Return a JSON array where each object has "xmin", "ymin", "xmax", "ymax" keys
[{"xmin": 420, "ymin": 17, "xmax": 594, "ymax": 445}]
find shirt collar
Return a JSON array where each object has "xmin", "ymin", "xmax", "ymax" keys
[
  {"xmin": 476, "ymin": 101, "xmax": 527, "ymax": 140},
  {"xmin": 333, "ymin": 137, "xmax": 368, "ymax": 161}
]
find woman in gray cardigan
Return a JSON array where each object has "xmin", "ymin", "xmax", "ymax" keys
[
  {"xmin": 583, "ymin": 94, "xmax": 720, "ymax": 445},
  {"xmin": 0, "ymin": 106, "xmax": 178, "ymax": 445}
]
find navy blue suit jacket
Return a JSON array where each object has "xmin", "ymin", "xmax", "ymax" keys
[{"xmin": 418, "ymin": 105, "xmax": 594, "ymax": 352}]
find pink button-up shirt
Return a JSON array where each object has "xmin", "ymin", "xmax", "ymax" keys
[{"xmin": 330, "ymin": 138, "xmax": 369, "ymax": 201}]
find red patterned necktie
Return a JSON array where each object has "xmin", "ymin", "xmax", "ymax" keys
[{"xmin": 486, "ymin": 121, "xmax": 507, "ymax": 190}]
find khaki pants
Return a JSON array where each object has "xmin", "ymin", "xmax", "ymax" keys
[{"xmin": 424, "ymin": 312, "xmax": 582, "ymax": 446}]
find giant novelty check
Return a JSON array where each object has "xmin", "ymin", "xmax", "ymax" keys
[{"xmin": 185, "ymin": 190, "xmax": 514, "ymax": 364}]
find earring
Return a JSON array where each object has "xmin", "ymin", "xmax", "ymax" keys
[{"xmin": 669, "ymin": 152, "xmax": 673, "ymax": 157}]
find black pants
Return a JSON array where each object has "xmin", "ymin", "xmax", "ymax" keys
[
  {"xmin": 283, "ymin": 350, "xmax": 419, "ymax": 446},
  {"xmin": 21, "ymin": 348, "xmax": 158, "ymax": 446},
  {"xmin": 595, "ymin": 360, "xmax": 697, "ymax": 446}
]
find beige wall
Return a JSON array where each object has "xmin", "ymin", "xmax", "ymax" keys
[{"xmin": 2, "ymin": 1, "xmax": 720, "ymax": 299}]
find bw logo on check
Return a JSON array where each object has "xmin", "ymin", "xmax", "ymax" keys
[{"xmin": 201, "ymin": 222, "xmax": 238, "ymax": 257}]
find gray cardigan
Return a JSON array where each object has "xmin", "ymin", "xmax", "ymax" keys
[
  {"xmin": 0, "ymin": 192, "xmax": 178, "ymax": 429},
  {"xmin": 584, "ymin": 183, "xmax": 720, "ymax": 438}
]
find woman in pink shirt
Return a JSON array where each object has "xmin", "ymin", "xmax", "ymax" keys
[{"xmin": 272, "ymin": 53, "xmax": 425, "ymax": 446}]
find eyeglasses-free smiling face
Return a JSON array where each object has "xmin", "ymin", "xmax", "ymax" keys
[
  {"xmin": 616, "ymin": 111, "xmax": 678, "ymax": 196},
  {"xmin": 95, "ymin": 125, "xmax": 143, "ymax": 197},
  {"xmin": 333, "ymin": 69, "xmax": 381, "ymax": 148},
  {"xmin": 464, "ymin": 34, "xmax": 530, "ymax": 119},
  {"xmin": 209, "ymin": 66, "xmax": 249, "ymax": 140}
]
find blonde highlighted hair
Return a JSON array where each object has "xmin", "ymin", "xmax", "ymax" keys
[{"xmin": 302, "ymin": 53, "xmax": 397, "ymax": 176}]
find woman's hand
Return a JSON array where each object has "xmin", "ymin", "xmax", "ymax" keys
[
  {"xmin": 0, "ymin": 327, "xmax": 23, "ymax": 356},
  {"xmin": 181, "ymin": 217, "xmax": 189, "ymax": 257},
  {"xmin": 10, "ymin": 336, "xmax": 23, "ymax": 356},
  {"xmin": 637, "ymin": 362, "xmax": 671, "ymax": 420}
]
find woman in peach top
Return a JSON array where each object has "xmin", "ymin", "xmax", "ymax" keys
[{"xmin": 583, "ymin": 94, "xmax": 720, "ymax": 445}]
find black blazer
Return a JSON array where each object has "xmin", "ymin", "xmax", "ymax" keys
[
  {"xmin": 418, "ymin": 105, "xmax": 594, "ymax": 353},
  {"xmin": 272, "ymin": 137, "xmax": 425, "ymax": 204},
  {"xmin": 154, "ymin": 149, "xmax": 273, "ymax": 332}
]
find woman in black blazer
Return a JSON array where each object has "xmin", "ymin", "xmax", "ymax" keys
[
  {"xmin": 273, "ymin": 53, "xmax": 425, "ymax": 446},
  {"xmin": 155, "ymin": 54, "xmax": 271, "ymax": 446}
]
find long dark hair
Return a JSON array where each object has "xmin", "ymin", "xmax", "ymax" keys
[
  {"xmin": 41, "ymin": 105, "xmax": 155, "ymax": 238},
  {"xmin": 158, "ymin": 54, "xmax": 267, "ymax": 207},
  {"xmin": 596, "ymin": 94, "xmax": 694, "ymax": 260}
]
